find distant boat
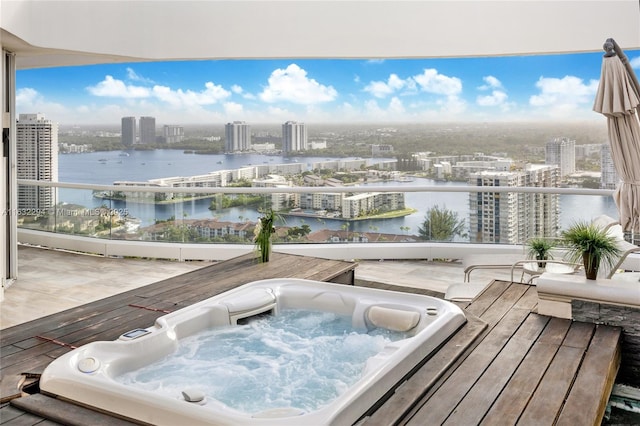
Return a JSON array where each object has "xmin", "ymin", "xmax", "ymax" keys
[
  {"xmin": 119, "ymin": 152, "xmax": 130, "ymax": 157},
  {"xmin": 217, "ymin": 160, "xmax": 223, "ymax": 164},
  {"xmin": 98, "ymin": 158, "xmax": 107, "ymax": 162}
]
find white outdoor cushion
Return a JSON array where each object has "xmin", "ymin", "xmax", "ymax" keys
[{"xmin": 367, "ymin": 306, "xmax": 420, "ymax": 332}]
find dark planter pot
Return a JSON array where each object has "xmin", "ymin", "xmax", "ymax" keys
[{"xmin": 583, "ymin": 253, "xmax": 599, "ymax": 280}]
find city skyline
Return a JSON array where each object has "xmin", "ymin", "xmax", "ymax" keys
[{"xmin": 15, "ymin": 52, "xmax": 640, "ymax": 126}]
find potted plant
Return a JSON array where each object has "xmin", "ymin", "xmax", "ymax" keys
[
  {"xmin": 561, "ymin": 221, "xmax": 621, "ymax": 280},
  {"xmin": 254, "ymin": 209, "xmax": 278, "ymax": 263},
  {"xmin": 526, "ymin": 237, "xmax": 555, "ymax": 268}
]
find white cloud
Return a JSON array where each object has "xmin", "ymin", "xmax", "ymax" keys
[
  {"xmin": 86, "ymin": 76, "xmax": 151, "ymax": 98},
  {"xmin": 126, "ymin": 68, "xmax": 155, "ymax": 84},
  {"xmin": 364, "ymin": 74, "xmax": 408, "ymax": 98},
  {"xmin": 478, "ymin": 75, "xmax": 503, "ymax": 90},
  {"xmin": 223, "ymin": 102, "xmax": 244, "ymax": 115},
  {"xmin": 151, "ymin": 82, "xmax": 231, "ymax": 108},
  {"xmin": 630, "ymin": 55, "xmax": 640, "ymax": 70},
  {"xmin": 413, "ymin": 69, "xmax": 462, "ymax": 96},
  {"xmin": 477, "ymin": 90, "xmax": 508, "ymax": 107},
  {"xmin": 16, "ymin": 88, "xmax": 69, "ymax": 119},
  {"xmin": 16, "ymin": 88, "xmax": 40, "ymax": 105},
  {"xmin": 231, "ymin": 85, "xmax": 243, "ymax": 94},
  {"xmin": 259, "ymin": 64, "xmax": 337, "ymax": 105},
  {"xmin": 529, "ymin": 76, "xmax": 598, "ymax": 118}
]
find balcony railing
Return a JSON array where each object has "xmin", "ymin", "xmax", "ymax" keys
[{"xmin": 16, "ymin": 179, "xmax": 618, "ymax": 261}]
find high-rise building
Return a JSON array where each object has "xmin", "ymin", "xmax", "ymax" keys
[
  {"xmin": 16, "ymin": 113, "xmax": 59, "ymax": 211},
  {"xmin": 469, "ymin": 164, "xmax": 559, "ymax": 244},
  {"xmin": 162, "ymin": 125, "xmax": 184, "ymax": 144},
  {"xmin": 139, "ymin": 116, "xmax": 156, "ymax": 145},
  {"xmin": 225, "ymin": 121, "xmax": 251, "ymax": 152},
  {"xmin": 121, "ymin": 117, "xmax": 136, "ymax": 146},
  {"xmin": 545, "ymin": 137, "xmax": 575, "ymax": 178},
  {"xmin": 601, "ymin": 143, "xmax": 619, "ymax": 190},
  {"xmin": 282, "ymin": 121, "xmax": 307, "ymax": 154}
]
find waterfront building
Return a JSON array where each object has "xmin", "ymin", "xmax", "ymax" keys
[
  {"xmin": 282, "ymin": 121, "xmax": 308, "ymax": 154},
  {"xmin": 162, "ymin": 125, "xmax": 184, "ymax": 144},
  {"xmin": 121, "ymin": 117, "xmax": 136, "ymax": 146},
  {"xmin": 451, "ymin": 156, "xmax": 512, "ymax": 180},
  {"xmin": 225, "ymin": 121, "xmax": 251, "ymax": 152},
  {"xmin": 545, "ymin": 137, "xmax": 575, "ymax": 179},
  {"xmin": 309, "ymin": 141, "xmax": 327, "ymax": 150},
  {"xmin": 342, "ymin": 192, "xmax": 405, "ymax": 219},
  {"xmin": 371, "ymin": 144, "xmax": 394, "ymax": 155},
  {"xmin": 311, "ymin": 159, "xmax": 370, "ymax": 172},
  {"xmin": 575, "ymin": 143, "xmax": 603, "ymax": 159},
  {"xmin": 295, "ymin": 192, "xmax": 343, "ymax": 211},
  {"xmin": 469, "ymin": 165, "xmax": 560, "ymax": 244},
  {"xmin": 139, "ymin": 117, "xmax": 156, "ymax": 145},
  {"xmin": 16, "ymin": 113, "xmax": 58, "ymax": 211},
  {"xmin": 434, "ymin": 162, "xmax": 452, "ymax": 180},
  {"xmin": 601, "ymin": 143, "xmax": 620, "ymax": 190},
  {"xmin": 251, "ymin": 143, "xmax": 276, "ymax": 152}
]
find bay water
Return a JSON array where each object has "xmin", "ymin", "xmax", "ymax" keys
[{"xmin": 57, "ymin": 149, "xmax": 618, "ymax": 236}]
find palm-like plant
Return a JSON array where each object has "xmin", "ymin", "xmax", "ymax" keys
[
  {"xmin": 526, "ymin": 237, "xmax": 555, "ymax": 268},
  {"xmin": 254, "ymin": 209, "xmax": 279, "ymax": 263},
  {"xmin": 561, "ymin": 221, "xmax": 621, "ymax": 279}
]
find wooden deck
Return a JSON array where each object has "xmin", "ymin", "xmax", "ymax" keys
[{"xmin": 0, "ymin": 254, "xmax": 623, "ymax": 425}]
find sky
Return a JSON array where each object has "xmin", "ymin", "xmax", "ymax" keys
[{"xmin": 15, "ymin": 51, "xmax": 640, "ymax": 126}]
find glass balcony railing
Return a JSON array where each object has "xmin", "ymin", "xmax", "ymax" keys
[{"xmin": 17, "ymin": 179, "xmax": 618, "ymax": 250}]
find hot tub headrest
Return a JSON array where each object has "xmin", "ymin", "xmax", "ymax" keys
[
  {"xmin": 222, "ymin": 288, "xmax": 276, "ymax": 314},
  {"xmin": 367, "ymin": 306, "xmax": 420, "ymax": 332}
]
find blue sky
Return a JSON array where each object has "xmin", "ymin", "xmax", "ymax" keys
[{"xmin": 15, "ymin": 51, "xmax": 640, "ymax": 126}]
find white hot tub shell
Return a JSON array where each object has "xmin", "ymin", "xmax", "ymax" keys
[{"xmin": 40, "ymin": 278, "xmax": 466, "ymax": 426}]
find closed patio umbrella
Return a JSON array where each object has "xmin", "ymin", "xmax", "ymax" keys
[{"xmin": 593, "ymin": 38, "xmax": 640, "ymax": 237}]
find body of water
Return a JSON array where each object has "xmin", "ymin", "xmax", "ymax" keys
[{"xmin": 57, "ymin": 150, "xmax": 618, "ymax": 236}]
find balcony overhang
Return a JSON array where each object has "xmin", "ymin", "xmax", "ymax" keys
[{"xmin": 1, "ymin": 1, "xmax": 639, "ymax": 69}]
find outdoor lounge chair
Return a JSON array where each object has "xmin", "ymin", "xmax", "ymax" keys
[
  {"xmin": 462, "ymin": 214, "xmax": 623, "ymax": 282},
  {"xmin": 450, "ymin": 215, "xmax": 634, "ymax": 302}
]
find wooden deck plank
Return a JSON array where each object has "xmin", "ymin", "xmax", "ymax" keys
[
  {"xmin": 479, "ymin": 341, "xmax": 561, "ymax": 426},
  {"xmin": 405, "ymin": 302, "xmax": 532, "ymax": 425},
  {"xmin": 462, "ymin": 280, "xmax": 511, "ymax": 318},
  {"xmin": 556, "ymin": 325, "xmax": 622, "ymax": 426},
  {"xmin": 441, "ymin": 313, "xmax": 549, "ymax": 425},
  {"xmin": 517, "ymin": 343, "xmax": 588, "ymax": 424},
  {"xmin": 11, "ymin": 394, "xmax": 138, "ymax": 425},
  {"xmin": 471, "ymin": 282, "xmax": 530, "ymax": 327},
  {"xmin": 478, "ymin": 316, "xmax": 578, "ymax": 425},
  {"xmin": 361, "ymin": 315, "xmax": 488, "ymax": 426}
]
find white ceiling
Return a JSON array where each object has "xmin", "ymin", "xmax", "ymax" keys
[{"xmin": 1, "ymin": 1, "xmax": 639, "ymax": 69}]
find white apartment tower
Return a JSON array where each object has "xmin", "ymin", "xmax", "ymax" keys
[
  {"xmin": 162, "ymin": 125, "xmax": 184, "ymax": 144},
  {"xmin": 282, "ymin": 121, "xmax": 308, "ymax": 154},
  {"xmin": 225, "ymin": 121, "xmax": 251, "ymax": 152},
  {"xmin": 139, "ymin": 116, "xmax": 156, "ymax": 144},
  {"xmin": 601, "ymin": 143, "xmax": 620, "ymax": 190},
  {"xmin": 121, "ymin": 116, "xmax": 136, "ymax": 146},
  {"xmin": 545, "ymin": 137, "xmax": 575, "ymax": 178},
  {"xmin": 469, "ymin": 165, "xmax": 559, "ymax": 244},
  {"xmin": 16, "ymin": 113, "xmax": 59, "ymax": 210}
]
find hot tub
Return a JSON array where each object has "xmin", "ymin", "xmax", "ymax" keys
[{"xmin": 40, "ymin": 278, "xmax": 466, "ymax": 426}]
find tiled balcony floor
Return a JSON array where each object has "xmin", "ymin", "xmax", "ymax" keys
[{"xmin": 1, "ymin": 245, "xmax": 511, "ymax": 330}]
